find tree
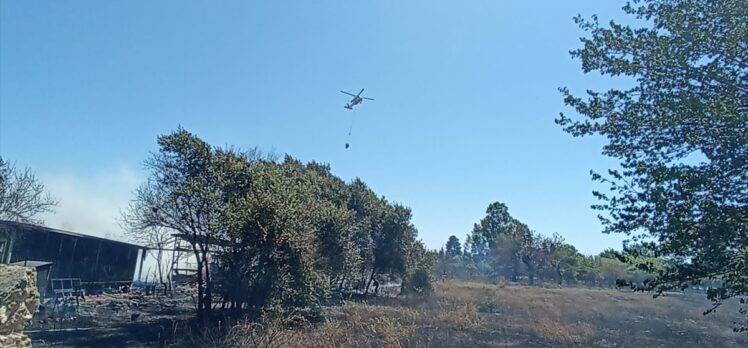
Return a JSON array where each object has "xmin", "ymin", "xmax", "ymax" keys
[
  {"xmin": 463, "ymin": 234, "xmax": 473, "ymax": 257},
  {"xmin": 557, "ymin": 0, "xmax": 747, "ymax": 330},
  {"xmin": 436, "ymin": 247, "xmax": 448, "ymax": 276},
  {"xmin": 347, "ymin": 179, "xmax": 380, "ymax": 291},
  {"xmin": 547, "ymin": 236, "xmax": 580, "ymax": 285},
  {"xmin": 470, "ymin": 202, "xmax": 515, "ymax": 254},
  {"xmin": 125, "ymin": 129, "xmax": 430, "ymax": 321},
  {"xmin": 470, "ymin": 202, "xmax": 531, "ymax": 281},
  {"xmin": 368, "ymin": 203, "xmax": 414, "ymax": 294},
  {"xmin": 576, "ymin": 256, "xmax": 602, "ymax": 287},
  {"xmin": 445, "ymin": 235, "xmax": 462, "ymax": 258},
  {"xmin": 488, "ymin": 229, "xmax": 527, "ymax": 281},
  {"xmin": 599, "ymin": 257, "xmax": 628, "ymax": 288},
  {"xmin": 122, "ymin": 128, "xmax": 222, "ymax": 322},
  {"xmin": 520, "ymin": 232, "xmax": 562, "ymax": 286},
  {"xmin": 402, "ymin": 240, "xmax": 436, "ymax": 295},
  {"xmin": 0, "ymin": 157, "xmax": 57, "ymax": 224},
  {"xmin": 598, "ymin": 248, "xmax": 620, "ymax": 259}
]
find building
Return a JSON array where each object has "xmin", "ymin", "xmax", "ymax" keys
[{"xmin": 0, "ymin": 220, "xmax": 144, "ymax": 296}]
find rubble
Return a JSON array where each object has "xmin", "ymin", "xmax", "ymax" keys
[
  {"xmin": 27, "ymin": 284, "xmax": 197, "ymax": 347},
  {"xmin": 0, "ymin": 265, "xmax": 40, "ymax": 348}
]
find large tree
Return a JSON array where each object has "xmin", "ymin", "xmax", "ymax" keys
[
  {"xmin": 122, "ymin": 128, "xmax": 223, "ymax": 322},
  {"xmin": 445, "ymin": 235, "xmax": 462, "ymax": 258},
  {"xmin": 471, "ymin": 202, "xmax": 530, "ymax": 281},
  {"xmin": 557, "ymin": 0, "xmax": 747, "ymax": 330},
  {"xmin": 542, "ymin": 233, "xmax": 578, "ymax": 285},
  {"xmin": 470, "ymin": 202, "xmax": 516, "ymax": 257},
  {"xmin": 0, "ymin": 157, "xmax": 57, "ymax": 224},
  {"xmin": 521, "ymin": 232, "xmax": 563, "ymax": 286},
  {"xmin": 124, "ymin": 128, "xmax": 430, "ymax": 322}
]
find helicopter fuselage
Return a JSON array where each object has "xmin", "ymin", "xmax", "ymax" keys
[{"xmin": 345, "ymin": 96, "xmax": 363, "ymax": 109}]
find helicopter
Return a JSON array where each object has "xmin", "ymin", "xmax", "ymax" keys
[{"xmin": 340, "ymin": 88, "xmax": 374, "ymax": 110}]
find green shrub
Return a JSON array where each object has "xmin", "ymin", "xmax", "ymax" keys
[{"xmin": 406, "ymin": 268, "xmax": 433, "ymax": 295}]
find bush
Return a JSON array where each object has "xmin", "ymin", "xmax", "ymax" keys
[{"xmin": 405, "ymin": 268, "xmax": 433, "ymax": 295}]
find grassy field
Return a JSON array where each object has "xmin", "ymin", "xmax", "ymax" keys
[{"xmin": 212, "ymin": 280, "xmax": 746, "ymax": 348}]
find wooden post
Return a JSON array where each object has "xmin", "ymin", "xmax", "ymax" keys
[
  {"xmin": 137, "ymin": 247, "xmax": 147, "ymax": 282},
  {"xmin": 94, "ymin": 240, "xmax": 102, "ymax": 278}
]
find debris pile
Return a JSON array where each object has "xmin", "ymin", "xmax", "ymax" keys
[
  {"xmin": 0, "ymin": 265, "xmax": 40, "ymax": 348},
  {"xmin": 29, "ymin": 284, "xmax": 197, "ymax": 336}
]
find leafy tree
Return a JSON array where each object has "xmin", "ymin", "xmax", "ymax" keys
[
  {"xmin": 622, "ymin": 241, "xmax": 656, "ymax": 258},
  {"xmin": 402, "ymin": 240, "xmax": 436, "ymax": 295},
  {"xmin": 436, "ymin": 247, "xmax": 448, "ymax": 276},
  {"xmin": 557, "ymin": 0, "xmax": 747, "ymax": 330},
  {"xmin": 216, "ymin": 156, "xmax": 328, "ymax": 312},
  {"xmin": 471, "ymin": 202, "xmax": 515, "ymax": 254},
  {"xmin": 0, "ymin": 157, "xmax": 57, "ymax": 224},
  {"xmin": 463, "ymin": 234, "xmax": 473, "ymax": 257},
  {"xmin": 598, "ymin": 248, "xmax": 620, "ymax": 259},
  {"xmin": 471, "ymin": 202, "xmax": 530, "ymax": 281},
  {"xmin": 576, "ymin": 256, "xmax": 603, "ymax": 286},
  {"xmin": 547, "ymin": 238, "xmax": 581, "ymax": 285},
  {"xmin": 599, "ymin": 257, "xmax": 629, "ymax": 288},
  {"xmin": 521, "ymin": 232, "xmax": 562, "ymax": 285},
  {"xmin": 451, "ymin": 255, "xmax": 479, "ymax": 279},
  {"xmin": 488, "ymin": 230, "xmax": 527, "ymax": 281},
  {"xmin": 368, "ymin": 203, "xmax": 415, "ymax": 294},
  {"xmin": 346, "ymin": 179, "xmax": 381, "ymax": 290},
  {"xmin": 122, "ymin": 128, "xmax": 222, "ymax": 322},
  {"xmin": 124, "ymin": 128, "xmax": 431, "ymax": 321},
  {"xmin": 445, "ymin": 235, "xmax": 462, "ymax": 258}
]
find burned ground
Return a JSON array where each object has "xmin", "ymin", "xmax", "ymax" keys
[
  {"xmin": 28, "ymin": 287, "xmax": 195, "ymax": 348},
  {"xmin": 27, "ymin": 280, "xmax": 747, "ymax": 347}
]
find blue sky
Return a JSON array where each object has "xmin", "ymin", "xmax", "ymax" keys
[{"xmin": 0, "ymin": 1, "xmax": 632, "ymax": 254}]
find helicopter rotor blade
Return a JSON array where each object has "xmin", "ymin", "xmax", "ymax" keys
[
  {"xmin": 340, "ymin": 91, "xmax": 356, "ymax": 97},
  {"xmin": 356, "ymin": 88, "xmax": 365, "ymax": 97},
  {"xmin": 363, "ymin": 97, "xmax": 374, "ymax": 101}
]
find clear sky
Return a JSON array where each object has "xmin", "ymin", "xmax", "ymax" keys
[{"xmin": 0, "ymin": 1, "xmax": 631, "ymax": 254}]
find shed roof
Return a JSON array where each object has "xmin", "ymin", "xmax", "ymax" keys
[
  {"xmin": 10, "ymin": 260, "xmax": 54, "ymax": 268},
  {"xmin": 0, "ymin": 220, "xmax": 143, "ymax": 249}
]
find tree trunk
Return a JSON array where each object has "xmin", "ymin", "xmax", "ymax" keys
[
  {"xmin": 338, "ymin": 275, "xmax": 346, "ymax": 291},
  {"xmin": 365, "ymin": 268, "xmax": 377, "ymax": 295},
  {"xmin": 191, "ymin": 242, "xmax": 205, "ymax": 323},
  {"xmin": 201, "ymin": 246, "xmax": 212, "ymax": 317},
  {"xmin": 528, "ymin": 267, "xmax": 535, "ymax": 286},
  {"xmin": 359, "ymin": 269, "xmax": 368, "ymax": 293},
  {"xmin": 156, "ymin": 248, "xmax": 168, "ymax": 296}
]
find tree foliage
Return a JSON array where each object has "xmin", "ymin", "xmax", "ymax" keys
[
  {"xmin": 122, "ymin": 129, "xmax": 224, "ymax": 321},
  {"xmin": 124, "ymin": 128, "xmax": 432, "ymax": 321},
  {"xmin": 445, "ymin": 235, "xmax": 462, "ymax": 258},
  {"xmin": 556, "ymin": 0, "xmax": 747, "ymax": 331},
  {"xmin": 436, "ymin": 201, "xmax": 667, "ymax": 290}
]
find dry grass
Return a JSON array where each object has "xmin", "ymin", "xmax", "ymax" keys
[
  {"xmin": 208, "ymin": 280, "xmax": 747, "ymax": 348},
  {"xmin": 533, "ymin": 319, "xmax": 595, "ymax": 345},
  {"xmin": 434, "ymin": 300, "xmax": 483, "ymax": 331}
]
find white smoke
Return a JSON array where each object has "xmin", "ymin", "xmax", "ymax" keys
[{"xmin": 38, "ymin": 164, "xmax": 142, "ymax": 242}]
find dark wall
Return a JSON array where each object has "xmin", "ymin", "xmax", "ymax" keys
[{"xmin": 7, "ymin": 226, "xmax": 140, "ymax": 283}]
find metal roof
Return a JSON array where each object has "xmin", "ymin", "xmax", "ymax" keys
[
  {"xmin": 0, "ymin": 220, "xmax": 143, "ymax": 249},
  {"xmin": 10, "ymin": 260, "xmax": 54, "ymax": 268}
]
